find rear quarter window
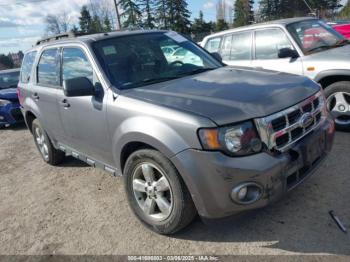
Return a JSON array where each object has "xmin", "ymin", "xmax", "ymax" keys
[
  {"xmin": 20, "ymin": 51, "xmax": 37, "ymax": 83},
  {"xmin": 204, "ymin": 37, "xmax": 222, "ymax": 53}
]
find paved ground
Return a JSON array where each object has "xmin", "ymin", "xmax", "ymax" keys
[{"xmin": 0, "ymin": 124, "xmax": 349, "ymax": 256}]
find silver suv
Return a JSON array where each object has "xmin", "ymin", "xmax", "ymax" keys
[
  {"xmin": 19, "ymin": 31, "xmax": 334, "ymax": 234},
  {"xmin": 202, "ymin": 17, "xmax": 350, "ymax": 131}
]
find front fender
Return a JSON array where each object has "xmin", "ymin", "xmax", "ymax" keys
[
  {"xmin": 112, "ymin": 116, "xmax": 191, "ymax": 171},
  {"xmin": 314, "ymin": 69, "xmax": 350, "ymax": 83}
]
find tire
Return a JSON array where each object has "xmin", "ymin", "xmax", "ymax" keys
[
  {"xmin": 124, "ymin": 149, "xmax": 197, "ymax": 235},
  {"xmin": 324, "ymin": 81, "xmax": 350, "ymax": 132},
  {"xmin": 31, "ymin": 119, "xmax": 65, "ymax": 165}
]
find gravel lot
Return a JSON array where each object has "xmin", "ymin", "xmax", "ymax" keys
[{"xmin": 0, "ymin": 124, "xmax": 349, "ymax": 256}]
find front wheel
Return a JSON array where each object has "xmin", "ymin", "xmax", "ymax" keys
[
  {"xmin": 325, "ymin": 81, "xmax": 350, "ymax": 132},
  {"xmin": 124, "ymin": 149, "xmax": 197, "ymax": 235}
]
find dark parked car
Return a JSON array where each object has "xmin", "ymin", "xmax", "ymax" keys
[
  {"xmin": 0, "ymin": 68, "xmax": 23, "ymax": 127},
  {"xmin": 19, "ymin": 31, "xmax": 334, "ymax": 234}
]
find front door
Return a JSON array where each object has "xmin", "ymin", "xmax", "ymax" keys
[
  {"xmin": 56, "ymin": 47, "xmax": 112, "ymax": 164},
  {"xmin": 251, "ymin": 28, "xmax": 304, "ymax": 75}
]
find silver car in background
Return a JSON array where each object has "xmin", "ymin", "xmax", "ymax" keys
[{"xmin": 202, "ymin": 17, "xmax": 350, "ymax": 131}]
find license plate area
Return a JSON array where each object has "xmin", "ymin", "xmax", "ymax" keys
[{"xmin": 301, "ymin": 131, "xmax": 326, "ymax": 167}]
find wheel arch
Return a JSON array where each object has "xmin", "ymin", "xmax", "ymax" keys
[
  {"xmin": 315, "ymin": 70, "xmax": 350, "ymax": 88},
  {"xmin": 112, "ymin": 116, "xmax": 191, "ymax": 173},
  {"xmin": 24, "ymin": 111, "xmax": 38, "ymax": 133}
]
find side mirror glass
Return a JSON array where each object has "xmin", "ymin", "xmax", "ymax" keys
[
  {"xmin": 278, "ymin": 48, "xmax": 299, "ymax": 59},
  {"xmin": 63, "ymin": 77, "xmax": 95, "ymax": 97},
  {"xmin": 211, "ymin": 52, "xmax": 223, "ymax": 62}
]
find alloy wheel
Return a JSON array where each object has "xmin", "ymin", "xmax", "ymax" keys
[
  {"xmin": 132, "ymin": 163, "xmax": 173, "ymax": 222},
  {"xmin": 34, "ymin": 127, "xmax": 49, "ymax": 161},
  {"xmin": 327, "ymin": 92, "xmax": 350, "ymax": 126}
]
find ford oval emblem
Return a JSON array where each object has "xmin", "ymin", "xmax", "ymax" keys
[{"xmin": 299, "ymin": 113, "xmax": 314, "ymax": 128}]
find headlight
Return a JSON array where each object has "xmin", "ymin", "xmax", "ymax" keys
[
  {"xmin": 198, "ymin": 121, "xmax": 263, "ymax": 156},
  {"xmin": 0, "ymin": 99, "xmax": 11, "ymax": 106}
]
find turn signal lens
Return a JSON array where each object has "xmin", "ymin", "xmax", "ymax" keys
[{"xmin": 198, "ymin": 128, "xmax": 220, "ymax": 150}]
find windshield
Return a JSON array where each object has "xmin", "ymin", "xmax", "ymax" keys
[
  {"xmin": 0, "ymin": 71, "xmax": 20, "ymax": 89},
  {"xmin": 287, "ymin": 20, "xmax": 347, "ymax": 55},
  {"xmin": 93, "ymin": 32, "xmax": 222, "ymax": 89}
]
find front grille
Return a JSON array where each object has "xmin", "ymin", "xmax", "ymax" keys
[
  {"xmin": 255, "ymin": 91, "xmax": 326, "ymax": 152},
  {"xmin": 11, "ymin": 108, "xmax": 23, "ymax": 122}
]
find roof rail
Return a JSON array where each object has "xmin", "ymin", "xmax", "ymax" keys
[{"xmin": 35, "ymin": 32, "xmax": 80, "ymax": 46}]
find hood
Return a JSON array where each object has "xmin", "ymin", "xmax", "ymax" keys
[
  {"xmin": 0, "ymin": 88, "xmax": 18, "ymax": 101},
  {"xmin": 123, "ymin": 67, "xmax": 320, "ymax": 125},
  {"xmin": 308, "ymin": 44, "xmax": 350, "ymax": 62}
]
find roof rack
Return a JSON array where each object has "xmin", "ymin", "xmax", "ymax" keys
[{"xmin": 35, "ymin": 32, "xmax": 81, "ymax": 46}]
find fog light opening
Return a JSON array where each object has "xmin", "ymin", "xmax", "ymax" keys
[{"xmin": 231, "ymin": 183, "xmax": 263, "ymax": 205}]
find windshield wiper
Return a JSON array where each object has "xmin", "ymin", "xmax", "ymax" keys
[
  {"xmin": 140, "ymin": 76, "xmax": 180, "ymax": 84},
  {"xmin": 122, "ymin": 76, "xmax": 180, "ymax": 89},
  {"xmin": 307, "ymin": 45, "xmax": 332, "ymax": 53},
  {"xmin": 334, "ymin": 39, "xmax": 350, "ymax": 47},
  {"xmin": 178, "ymin": 68, "xmax": 216, "ymax": 77}
]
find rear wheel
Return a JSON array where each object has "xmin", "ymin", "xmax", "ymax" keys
[
  {"xmin": 325, "ymin": 81, "xmax": 350, "ymax": 132},
  {"xmin": 32, "ymin": 119, "xmax": 65, "ymax": 165},
  {"xmin": 124, "ymin": 149, "xmax": 197, "ymax": 235}
]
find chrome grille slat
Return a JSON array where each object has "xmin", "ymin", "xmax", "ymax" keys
[{"xmin": 255, "ymin": 91, "xmax": 326, "ymax": 152}]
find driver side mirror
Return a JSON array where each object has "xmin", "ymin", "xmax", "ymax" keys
[
  {"xmin": 278, "ymin": 48, "xmax": 299, "ymax": 59},
  {"xmin": 211, "ymin": 52, "xmax": 223, "ymax": 63},
  {"xmin": 63, "ymin": 77, "xmax": 95, "ymax": 97}
]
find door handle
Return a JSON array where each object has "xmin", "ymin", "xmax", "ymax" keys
[
  {"xmin": 32, "ymin": 93, "xmax": 39, "ymax": 100},
  {"xmin": 61, "ymin": 99, "xmax": 70, "ymax": 108}
]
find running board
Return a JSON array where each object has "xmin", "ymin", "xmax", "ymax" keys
[{"xmin": 57, "ymin": 143, "xmax": 121, "ymax": 177}]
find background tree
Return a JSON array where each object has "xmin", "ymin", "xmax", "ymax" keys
[
  {"xmin": 234, "ymin": 0, "xmax": 254, "ymax": 27},
  {"xmin": 44, "ymin": 12, "xmax": 72, "ymax": 35},
  {"xmin": 191, "ymin": 11, "xmax": 214, "ymax": 40},
  {"xmin": 119, "ymin": 0, "xmax": 142, "ymax": 28},
  {"xmin": 103, "ymin": 15, "xmax": 113, "ymax": 32},
  {"xmin": 91, "ymin": 15, "xmax": 103, "ymax": 33},
  {"xmin": 0, "ymin": 55, "xmax": 14, "ymax": 69},
  {"xmin": 169, "ymin": 0, "xmax": 191, "ymax": 33},
  {"xmin": 214, "ymin": 19, "xmax": 229, "ymax": 32},
  {"xmin": 79, "ymin": 6, "xmax": 93, "ymax": 33},
  {"xmin": 155, "ymin": 0, "xmax": 168, "ymax": 29},
  {"xmin": 339, "ymin": 0, "xmax": 350, "ymax": 18},
  {"xmin": 139, "ymin": 0, "xmax": 155, "ymax": 29},
  {"xmin": 258, "ymin": 0, "xmax": 343, "ymax": 20}
]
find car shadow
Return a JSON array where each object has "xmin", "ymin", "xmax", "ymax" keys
[
  {"xmin": 0, "ymin": 122, "xmax": 27, "ymax": 131},
  {"xmin": 59, "ymin": 156, "xmax": 90, "ymax": 168},
  {"xmin": 173, "ymin": 195, "xmax": 350, "ymax": 255}
]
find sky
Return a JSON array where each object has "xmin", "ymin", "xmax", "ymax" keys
[{"xmin": 0, "ymin": 0, "xmax": 347, "ymax": 54}]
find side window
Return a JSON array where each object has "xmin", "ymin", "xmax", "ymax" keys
[
  {"xmin": 20, "ymin": 51, "xmax": 37, "ymax": 83},
  {"xmin": 221, "ymin": 34, "xmax": 233, "ymax": 60},
  {"xmin": 255, "ymin": 29, "xmax": 294, "ymax": 60},
  {"xmin": 37, "ymin": 49, "xmax": 59, "ymax": 86},
  {"xmin": 230, "ymin": 31, "xmax": 252, "ymax": 60},
  {"xmin": 220, "ymin": 32, "xmax": 252, "ymax": 61},
  {"xmin": 62, "ymin": 48, "xmax": 94, "ymax": 83},
  {"xmin": 204, "ymin": 37, "xmax": 222, "ymax": 53}
]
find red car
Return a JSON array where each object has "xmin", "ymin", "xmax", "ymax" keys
[{"xmin": 332, "ymin": 23, "xmax": 350, "ymax": 39}]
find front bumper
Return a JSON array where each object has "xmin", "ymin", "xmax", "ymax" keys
[
  {"xmin": 0, "ymin": 102, "xmax": 23, "ymax": 126},
  {"xmin": 171, "ymin": 117, "xmax": 335, "ymax": 219}
]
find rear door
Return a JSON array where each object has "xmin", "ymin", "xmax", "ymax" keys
[
  {"xmin": 219, "ymin": 31, "xmax": 253, "ymax": 67},
  {"xmin": 251, "ymin": 28, "xmax": 304, "ymax": 75},
  {"xmin": 32, "ymin": 48, "xmax": 63, "ymax": 140},
  {"xmin": 56, "ymin": 46, "xmax": 111, "ymax": 164}
]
